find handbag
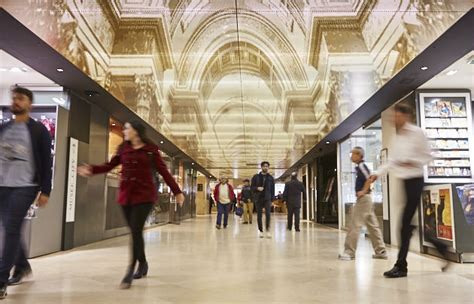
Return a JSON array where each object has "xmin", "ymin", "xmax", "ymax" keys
[{"xmin": 235, "ymin": 205, "xmax": 243, "ymax": 217}]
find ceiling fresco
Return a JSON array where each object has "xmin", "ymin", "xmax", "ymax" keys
[{"xmin": 1, "ymin": 0, "xmax": 472, "ymax": 178}]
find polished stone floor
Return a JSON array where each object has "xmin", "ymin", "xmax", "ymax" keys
[{"xmin": 4, "ymin": 215, "xmax": 474, "ymax": 303}]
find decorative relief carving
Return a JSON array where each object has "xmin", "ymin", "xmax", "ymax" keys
[{"xmin": 134, "ymin": 73, "xmax": 156, "ymax": 121}]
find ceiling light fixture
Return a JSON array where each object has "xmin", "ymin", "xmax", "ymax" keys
[
  {"xmin": 325, "ymin": 141, "xmax": 330, "ymax": 144},
  {"xmin": 420, "ymin": 66, "xmax": 428, "ymax": 71},
  {"xmin": 56, "ymin": 68, "xmax": 64, "ymax": 72},
  {"xmin": 160, "ymin": 140, "xmax": 164, "ymax": 144},
  {"xmin": 446, "ymin": 70, "xmax": 458, "ymax": 76},
  {"xmin": 52, "ymin": 97, "xmax": 66, "ymax": 105}
]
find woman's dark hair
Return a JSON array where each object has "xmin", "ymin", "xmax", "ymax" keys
[
  {"xmin": 128, "ymin": 120, "xmax": 152, "ymax": 144},
  {"xmin": 118, "ymin": 120, "xmax": 151, "ymax": 152}
]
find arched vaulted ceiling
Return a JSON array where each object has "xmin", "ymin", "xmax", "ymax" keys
[{"xmin": 4, "ymin": 0, "xmax": 471, "ymax": 178}]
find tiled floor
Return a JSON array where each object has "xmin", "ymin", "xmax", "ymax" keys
[{"xmin": 4, "ymin": 215, "xmax": 474, "ymax": 303}]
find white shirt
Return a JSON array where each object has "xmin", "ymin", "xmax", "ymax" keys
[
  {"xmin": 219, "ymin": 184, "xmax": 231, "ymax": 204},
  {"xmin": 376, "ymin": 122, "xmax": 432, "ymax": 179}
]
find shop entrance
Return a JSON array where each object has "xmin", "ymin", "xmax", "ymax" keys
[{"xmin": 316, "ymin": 151, "xmax": 338, "ymax": 228}]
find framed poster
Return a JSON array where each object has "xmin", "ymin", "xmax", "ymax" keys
[
  {"xmin": 456, "ymin": 184, "xmax": 474, "ymax": 226},
  {"xmin": 420, "ymin": 184, "xmax": 456, "ymax": 249}
]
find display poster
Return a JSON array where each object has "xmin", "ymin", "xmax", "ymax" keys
[
  {"xmin": 380, "ymin": 148, "xmax": 389, "ymax": 220},
  {"xmin": 66, "ymin": 138, "xmax": 78, "ymax": 223},
  {"xmin": 421, "ymin": 185, "xmax": 455, "ymax": 245},
  {"xmin": 437, "ymin": 188, "xmax": 453, "ymax": 240},
  {"xmin": 422, "ymin": 190, "xmax": 437, "ymax": 237},
  {"xmin": 456, "ymin": 184, "xmax": 474, "ymax": 225}
]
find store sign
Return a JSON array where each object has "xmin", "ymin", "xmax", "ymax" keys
[
  {"xmin": 380, "ymin": 148, "xmax": 389, "ymax": 220},
  {"xmin": 66, "ymin": 138, "xmax": 79, "ymax": 223}
]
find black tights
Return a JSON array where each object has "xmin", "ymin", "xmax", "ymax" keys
[{"xmin": 121, "ymin": 203, "xmax": 154, "ymax": 268}]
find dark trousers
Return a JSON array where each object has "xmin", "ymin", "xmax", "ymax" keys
[
  {"xmin": 0, "ymin": 187, "xmax": 37, "ymax": 284},
  {"xmin": 121, "ymin": 203, "xmax": 154, "ymax": 268},
  {"xmin": 256, "ymin": 200, "xmax": 271, "ymax": 232},
  {"xmin": 216, "ymin": 202, "xmax": 229, "ymax": 227},
  {"xmin": 287, "ymin": 205, "xmax": 301, "ymax": 230},
  {"xmin": 396, "ymin": 178, "xmax": 424, "ymax": 270},
  {"xmin": 209, "ymin": 201, "xmax": 213, "ymax": 214}
]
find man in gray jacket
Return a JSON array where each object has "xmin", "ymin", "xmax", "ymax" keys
[{"xmin": 283, "ymin": 172, "xmax": 306, "ymax": 232}]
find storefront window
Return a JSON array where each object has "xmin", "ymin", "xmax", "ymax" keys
[{"xmin": 340, "ymin": 120, "xmax": 383, "ymax": 229}]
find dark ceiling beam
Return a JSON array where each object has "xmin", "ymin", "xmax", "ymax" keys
[
  {"xmin": 279, "ymin": 8, "xmax": 474, "ymax": 180},
  {"xmin": 0, "ymin": 8, "xmax": 215, "ymax": 179}
]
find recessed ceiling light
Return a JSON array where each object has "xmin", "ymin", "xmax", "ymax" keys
[
  {"xmin": 325, "ymin": 141, "xmax": 330, "ymax": 144},
  {"xmin": 112, "ymin": 123, "xmax": 116, "ymax": 126},
  {"xmin": 56, "ymin": 68, "xmax": 64, "ymax": 72},
  {"xmin": 160, "ymin": 140, "xmax": 164, "ymax": 144},
  {"xmin": 52, "ymin": 97, "xmax": 66, "ymax": 105},
  {"xmin": 191, "ymin": 162, "xmax": 195, "ymax": 165},
  {"xmin": 446, "ymin": 70, "xmax": 458, "ymax": 76},
  {"xmin": 420, "ymin": 66, "xmax": 428, "ymax": 71}
]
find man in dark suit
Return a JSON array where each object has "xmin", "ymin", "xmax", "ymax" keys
[{"xmin": 283, "ymin": 172, "xmax": 306, "ymax": 232}]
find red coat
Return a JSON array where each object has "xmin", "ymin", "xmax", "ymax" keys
[
  {"xmin": 213, "ymin": 183, "xmax": 235, "ymax": 203},
  {"xmin": 91, "ymin": 143, "xmax": 182, "ymax": 205}
]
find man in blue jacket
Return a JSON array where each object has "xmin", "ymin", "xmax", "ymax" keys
[
  {"xmin": 0, "ymin": 87, "xmax": 52, "ymax": 299},
  {"xmin": 251, "ymin": 161, "xmax": 275, "ymax": 239}
]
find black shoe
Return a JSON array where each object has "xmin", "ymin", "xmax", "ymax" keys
[
  {"xmin": 8, "ymin": 266, "xmax": 32, "ymax": 285},
  {"xmin": 384, "ymin": 266, "xmax": 407, "ymax": 278},
  {"xmin": 243, "ymin": 222, "xmax": 249, "ymax": 224},
  {"xmin": 119, "ymin": 267, "xmax": 134, "ymax": 289},
  {"xmin": 295, "ymin": 228, "xmax": 300, "ymax": 232},
  {"xmin": 223, "ymin": 225, "xmax": 227, "ymax": 229},
  {"xmin": 0, "ymin": 283, "xmax": 7, "ymax": 300},
  {"xmin": 216, "ymin": 225, "xmax": 221, "ymax": 229},
  {"xmin": 133, "ymin": 262, "xmax": 149, "ymax": 279}
]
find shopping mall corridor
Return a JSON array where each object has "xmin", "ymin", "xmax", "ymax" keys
[{"xmin": 5, "ymin": 215, "xmax": 474, "ymax": 304}]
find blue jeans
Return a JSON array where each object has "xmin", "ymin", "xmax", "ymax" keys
[
  {"xmin": 0, "ymin": 187, "xmax": 37, "ymax": 284},
  {"xmin": 216, "ymin": 202, "xmax": 230, "ymax": 227}
]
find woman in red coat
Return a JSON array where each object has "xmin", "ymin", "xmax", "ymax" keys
[{"xmin": 78, "ymin": 121, "xmax": 184, "ymax": 289}]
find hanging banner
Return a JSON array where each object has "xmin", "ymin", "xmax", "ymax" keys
[{"xmin": 66, "ymin": 138, "xmax": 79, "ymax": 223}]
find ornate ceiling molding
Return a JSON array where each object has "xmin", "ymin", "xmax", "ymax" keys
[
  {"xmin": 307, "ymin": 0, "xmax": 375, "ymax": 67},
  {"xmin": 175, "ymin": 9, "xmax": 310, "ymax": 92}
]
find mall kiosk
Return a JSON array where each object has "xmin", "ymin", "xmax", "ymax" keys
[{"xmin": 417, "ymin": 90, "xmax": 474, "ymax": 263}]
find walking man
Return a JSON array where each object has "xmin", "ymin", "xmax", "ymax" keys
[
  {"xmin": 214, "ymin": 177, "xmax": 235, "ymax": 229},
  {"xmin": 283, "ymin": 172, "xmax": 306, "ymax": 232},
  {"xmin": 251, "ymin": 161, "xmax": 275, "ymax": 238},
  {"xmin": 240, "ymin": 179, "xmax": 253, "ymax": 224},
  {"xmin": 338, "ymin": 147, "xmax": 387, "ymax": 260},
  {"xmin": 0, "ymin": 87, "xmax": 53, "ymax": 299},
  {"xmin": 371, "ymin": 103, "xmax": 445, "ymax": 278}
]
